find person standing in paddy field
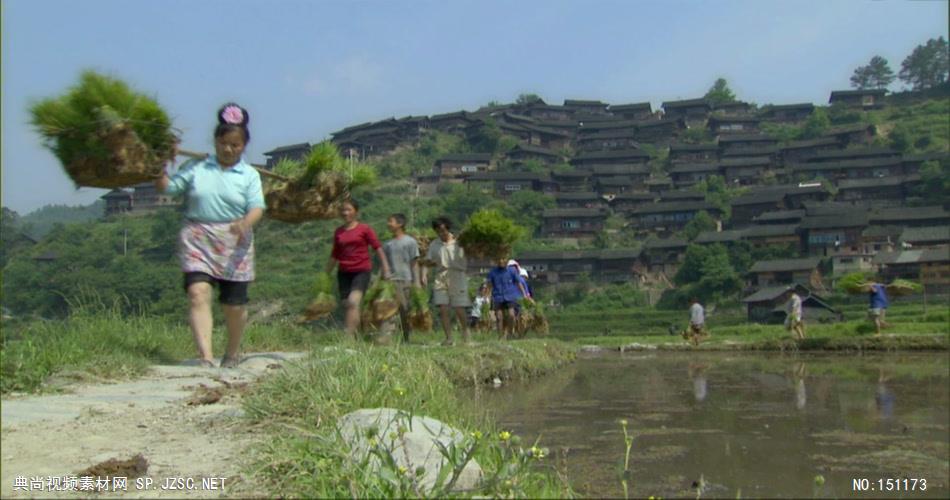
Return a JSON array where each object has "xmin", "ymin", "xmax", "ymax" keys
[{"xmin": 155, "ymin": 103, "xmax": 264, "ymax": 368}]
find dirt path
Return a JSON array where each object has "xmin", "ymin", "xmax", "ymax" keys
[{"xmin": 1, "ymin": 352, "xmax": 307, "ymax": 499}]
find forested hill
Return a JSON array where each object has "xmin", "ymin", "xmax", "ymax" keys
[{"xmin": 1, "ymin": 80, "xmax": 948, "ymax": 319}]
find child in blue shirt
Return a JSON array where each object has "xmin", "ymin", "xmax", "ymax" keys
[{"xmin": 487, "ymin": 257, "xmax": 532, "ymax": 340}]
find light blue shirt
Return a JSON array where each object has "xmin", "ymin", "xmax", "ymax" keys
[{"xmin": 166, "ymin": 156, "xmax": 265, "ymax": 222}]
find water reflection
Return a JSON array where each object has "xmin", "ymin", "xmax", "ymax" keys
[
  {"xmin": 689, "ymin": 362, "xmax": 709, "ymax": 403},
  {"xmin": 876, "ymin": 368, "xmax": 896, "ymax": 420},
  {"xmin": 482, "ymin": 352, "xmax": 949, "ymax": 498},
  {"xmin": 791, "ymin": 361, "xmax": 807, "ymax": 410}
]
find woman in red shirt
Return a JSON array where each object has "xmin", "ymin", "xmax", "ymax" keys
[{"xmin": 326, "ymin": 199, "xmax": 392, "ymax": 338}]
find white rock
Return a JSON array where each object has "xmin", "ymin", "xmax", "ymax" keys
[{"xmin": 338, "ymin": 408, "xmax": 482, "ymax": 493}]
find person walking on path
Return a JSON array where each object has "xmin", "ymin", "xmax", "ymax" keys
[
  {"xmin": 326, "ymin": 199, "xmax": 392, "ymax": 339},
  {"xmin": 487, "ymin": 258, "xmax": 533, "ymax": 340},
  {"xmin": 155, "ymin": 103, "xmax": 264, "ymax": 368},
  {"xmin": 421, "ymin": 216, "xmax": 470, "ymax": 345},
  {"xmin": 868, "ymin": 282, "xmax": 890, "ymax": 335},
  {"xmin": 383, "ymin": 213, "xmax": 420, "ymax": 342},
  {"xmin": 683, "ymin": 297, "xmax": 709, "ymax": 346},
  {"xmin": 785, "ymin": 291, "xmax": 806, "ymax": 340},
  {"xmin": 470, "ymin": 283, "xmax": 491, "ymax": 330}
]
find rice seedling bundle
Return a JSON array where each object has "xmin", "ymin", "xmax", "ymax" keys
[
  {"xmin": 458, "ymin": 209, "xmax": 525, "ymax": 260},
  {"xmin": 298, "ymin": 272, "xmax": 337, "ymax": 321},
  {"xmin": 886, "ymin": 279, "xmax": 921, "ymax": 296},
  {"xmin": 264, "ymin": 142, "xmax": 377, "ymax": 223},
  {"xmin": 407, "ymin": 286, "xmax": 433, "ymax": 331},
  {"xmin": 363, "ymin": 279, "xmax": 399, "ymax": 323},
  {"xmin": 29, "ymin": 71, "xmax": 178, "ymax": 188}
]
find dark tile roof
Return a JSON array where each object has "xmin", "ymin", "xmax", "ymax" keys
[
  {"xmin": 731, "ymin": 189, "xmax": 786, "ymax": 206},
  {"xmin": 554, "ymin": 191, "xmax": 601, "ymax": 200},
  {"xmin": 523, "ymin": 123, "xmax": 574, "ymax": 137},
  {"xmin": 822, "ymin": 124, "xmax": 875, "ymax": 136},
  {"xmin": 573, "ymin": 149, "xmax": 651, "ymax": 162},
  {"xmin": 804, "ymin": 147, "xmax": 898, "ymax": 161},
  {"xmin": 542, "ymin": 208, "xmax": 609, "ymax": 218},
  {"xmin": 836, "ymin": 176, "xmax": 912, "ymax": 190},
  {"xmin": 779, "ymin": 138, "xmax": 841, "ymax": 151},
  {"xmin": 467, "ymin": 172, "xmax": 550, "ymax": 182},
  {"xmin": 632, "ymin": 201, "xmax": 719, "ymax": 215},
  {"xmin": 789, "ymin": 157, "xmax": 902, "ymax": 172},
  {"xmin": 551, "ymin": 170, "xmax": 591, "ymax": 179},
  {"xmin": 721, "ymin": 146, "xmax": 779, "ymax": 158},
  {"xmin": 597, "ymin": 176, "xmax": 634, "ymax": 187},
  {"xmin": 902, "ymin": 151, "xmax": 950, "ymax": 163},
  {"xmin": 263, "ymin": 142, "xmax": 311, "ymax": 155},
  {"xmin": 518, "ymin": 250, "xmax": 601, "ymax": 260},
  {"xmin": 718, "ymin": 134, "xmax": 778, "ymax": 144},
  {"xmin": 669, "ymin": 143, "xmax": 719, "ymax": 152},
  {"xmin": 586, "ymin": 164, "xmax": 651, "ymax": 176},
  {"xmin": 801, "ymin": 200, "xmax": 872, "ymax": 216},
  {"xmin": 609, "ymin": 102, "xmax": 652, "ymax": 112},
  {"xmin": 644, "ymin": 177, "xmax": 674, "ymax": 185},
  {"xmin": 436, "ymin": 153, "xmax": 492, "ymax": 164},
  {"xmin": 644, "ymin": 238, "xmax": 689, "ymax": 249},
  {"xmin": 430, "ymin": 111, "xmax": 472, "ymax": 121},
  {"xmin": 799, "ymin": 213, "xmax": 869, "ymax": 229},
  {"xmin": 576, "ymin": 129, "xmax": 641, "ymax": 140},
  {"xmin": 861, "ymin": 225, "xmax": 904, "ymax": 239},
  {"xmin": 612, "ymin": 192, "xmax": 657, "ymax": 201},
  {"xmin": 720, "ymin": 157, "xmax": 773, "ymax": 167},
  {"xmin": 695, "ymin": 229, "xmax": 745, "ymax": 244},
  {"xmin": 670, "ymin": 163, "xmax": 721, "ymax": 174},
  {"xmin": 564, "ymin": 99, "xmax": 608, "ymax": 107},
  {"xmin": 749, "ymin": 257, "xmax": 821, "ymax": 273},
  {"xmin": 743, "ymin": 224, "xmax": 800, "ymax": 238},
  {"xmin": 708, "ymin": 114, "xmax": 761, "ymax": 123},
  {"xmin": 508, "ymin": 144, "xmax": 560, "ymax": 157},
  {"xmin": 870, "ymin": 206, "xmax": 950, "ymax": 223},
  {"xmin": 829, "ymin": 89, "xmax": 887, "ymax": 100},
  {"xmin": 637, "ymin": 118, "xmax": 682, "ymax": 129},
  {"xmin": 597, "ymin": 248, "xmax": 644, "ymax": 259},
  {"xmin": 742, "ymin": 284, "xmax": 802, "ymax": 303},
  {"xmin": 662, "ymin": 98, "xmax": 711, "ymax": 109},
  {"xmin": 753, "ymin": 209, "xmax": 805, "ymax": 223},
  {"xmin": 900, "ymin": 226, "xmax": 950, "ymax": 245},
  {"xmin": 101, "ymin": 189, "xmax": 132, "ymax": 200},
  {"xmin": 872, "ymin": 246, "xmax": 950, "ymax": 265},
  {"xmin": 658, "ymin": 190, "xmax": 706, "ymax": 201}
]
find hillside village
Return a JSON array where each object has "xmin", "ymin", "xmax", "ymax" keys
[{"xmin": 89, "ymin": 85, "xmax": 950, "ymax": 322}]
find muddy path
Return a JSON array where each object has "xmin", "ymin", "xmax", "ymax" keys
[{"xmin": 1, "ymin": 352, "xmax": 307, "ymax": 498}]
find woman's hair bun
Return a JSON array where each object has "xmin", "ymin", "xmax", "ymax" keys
[{"xmin": 218, "ymin": 102, "xmax": 249, "ymax": 127}]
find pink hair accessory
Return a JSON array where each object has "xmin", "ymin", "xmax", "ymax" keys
[{"xmin": 221, "ymin": 105, "xmax": 244, "ymax": 125}]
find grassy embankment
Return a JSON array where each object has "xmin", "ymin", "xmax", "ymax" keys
[
  {"xmin": 548, "ymin": 300, "xmax": 949, "ymax": 351},
  {"xmin": 1, "ymin": 306, "xmax": 578, "ymax": 497}
]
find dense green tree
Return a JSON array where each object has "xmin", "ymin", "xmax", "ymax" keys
[
  {"xmin": 502, "ymin": 190, "xmax": 555, "ymax": 233},
  {"xmin": 515, "ymin": 93, "xmax": 543, "ymax": 106},
  {"xmin": 899, "ymin": 37, "xmax": 950, "ymax": 90},
  {"xmin": 800, "ymin": 108, "xmax": 831, "ymax": 139},
  {"xmin": 466, "ymin": 118, "xmax": 503, "ymax": 154},
  {"xmin": 684, "ymin": 211, "xmax": 717, "ymax": 240},
  {"xmin": 670, "ymin": 243, "xmax": 742, "ymax": 305},
  {"xmin": 704, "ymin": 78, "xmax": 736, "ymax": 106},
  {"xmin": 916, "ymin": 160, "xmax": 950, "ymax": 205},
  {"xmin": 850, "ymin": 55, "xmax": 896, "ymax": 89}
]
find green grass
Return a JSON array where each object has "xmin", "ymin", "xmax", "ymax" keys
[
  {"xmin": 243, "ymin": 340, "xmax": 576, "ymax": 498},
  {"xmin": 0, "ymin": 307, "xmax": 317, "ymax": 394}
]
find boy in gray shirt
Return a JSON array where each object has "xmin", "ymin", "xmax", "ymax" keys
[{"xmin": 383, "ymin": 214, "xmax": 420, "ymax": 341}]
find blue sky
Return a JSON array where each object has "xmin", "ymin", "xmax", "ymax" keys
[{"xmin": 2, "ymin": 0, "xmax": 947, "ymax": 213}]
